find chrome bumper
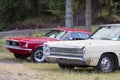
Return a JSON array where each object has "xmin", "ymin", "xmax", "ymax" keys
[
  {"xmin": 48, "ymin": 55, "xmax": 85, "ymax": 61},
  {"xmin": 5, "ymin": 46, "xmax": 32, "ymax": 52}
]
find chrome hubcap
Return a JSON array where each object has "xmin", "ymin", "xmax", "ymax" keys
[
  {"xmin": 101, "ymin": 57, "xmax": 111, "ymax": 72},
  {"xmin": 34, "ymin": 50, "xmax": 44, "ymax": 62}
]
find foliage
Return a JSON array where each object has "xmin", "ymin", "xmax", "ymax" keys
[
  {"xmin": 38, "ymin": 0, "xmax": 65, "ymax": 15},
  {"xmin": 0, "ymin": 0, "xmax": 119, "ymax": 31},
  {"xmin": 98, "ymin": 0, "xmax": 120, "ymax": 16},
  {"xmin": 0, "ymin": 0, "xmax": 37, "ymax": 24},
  {"xmin": 112, "ymin": 1, "xmax": 120, "ymax": 16},
  {"xmin": 32, "ymin": 31, "xmax": 45, "ymax": 37},
  {"xmin": 0, "ymin": 0, "xmax": 38, "ymax": 31}
]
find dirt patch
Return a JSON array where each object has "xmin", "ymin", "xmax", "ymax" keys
[
  {"xmin": 0, "ymin": 60, "xmax": 39, "ymax": 80},
  {"xmin": 0, "ymin": 52, "xmax": 39, "ymax": 80}
]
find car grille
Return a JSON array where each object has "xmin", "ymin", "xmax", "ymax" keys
[
  {"xmin": 50, "ymin": 47, "xmax": 83, "ymax": 58},
  {"xmin": 6, "ymin": 40, "xmax": 20, "ymax": 47}
]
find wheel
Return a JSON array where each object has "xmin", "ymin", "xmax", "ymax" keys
[
  {"xmin": 31, "ymin": 47, "xmax": 45, "ymax": 63},
  {"xmin": 97, "ymin": 54, "xmax": 115, "ymax": 73},
  {"xmin": 58, "ymin": 63, "xmax": 75, "ymax": 70},
  {"xmin": 14, "ymin": 53, "xmax": 28, "ymax": 59}
]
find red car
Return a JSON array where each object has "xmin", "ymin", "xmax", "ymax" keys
[{"xmin": 5, "ymin": 28, "xmax": 92, "ymax": 63}]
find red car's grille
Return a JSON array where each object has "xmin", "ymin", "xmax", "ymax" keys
[{"xmin": 6, "ymin": 40, "xmax": 20, "ymax": 47}]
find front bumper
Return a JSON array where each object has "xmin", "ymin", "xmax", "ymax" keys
[
  {"xmin": 5, "ymin": 46, "xmax": 32, "ymax": 55},
  {"xmin": 46, "ymin": 57, "xmax": 91, "ymax": 67}
]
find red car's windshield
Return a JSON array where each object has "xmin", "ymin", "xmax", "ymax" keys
[{"xmin": 44, "ymin": 30, "xmax": 67, "ymax": 39}]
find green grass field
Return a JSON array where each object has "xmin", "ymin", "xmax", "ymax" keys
[{"xmin": 1, "ymin": 35, "xmax": 120, "ymax": 80}]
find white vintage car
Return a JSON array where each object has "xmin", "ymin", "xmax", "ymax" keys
[{"xmin": 43, "ymin": 24, "xmax": 120, "ymax": 73}]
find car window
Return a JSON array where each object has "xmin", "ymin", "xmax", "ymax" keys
[
  {"xmin": 78, "ymin": 32, "xmax": 89, "ymax": 39},
  {"xmin": 64, "ymin": 32, "xmax": 89, "ymax": 40},
  {"xmin": 44, "ymin": 30, "xmax": 67, "ymax": 39},
  {"xmin": 91, "ymin": 27, "xmax": 120, "ymax": 41}
]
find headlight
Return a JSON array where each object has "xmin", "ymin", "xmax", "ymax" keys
[{"xmin": 43, "ymin": 44, "xmax": 50, "ymax": 56}]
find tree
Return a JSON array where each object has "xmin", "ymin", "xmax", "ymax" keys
[
  {"xmin": 37, "ymin": 0, "xmax": 65, "ymax": 15},
  {"xmin": 85, "ymin": 0, "xmax": 91, "ymax": 31},
  {"xmin": 0, "ymin": 0, "xmax": 36, "ymax": 24},
  {"xmin": 65, "ymin": 0, "xmax": 73, "ymax": 28}
]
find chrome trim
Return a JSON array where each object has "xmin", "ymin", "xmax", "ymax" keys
[
  {"xmin": 51, "ymin": 52, "xmax": 83, "ymax": 57},
  {"xmin": 6, "ymin": 40, "xmax": 19, "ymax": 42},
  {"xmin": 5, "ymin": 46, "xmax": 32, "ymax": 52},
  {"xmin": 50, "ymin": 47, "xmax": 84, "ymax": 54},
  {"xmin": 48, "ymin": 55, "xmax": 85, "ymax": 61}
]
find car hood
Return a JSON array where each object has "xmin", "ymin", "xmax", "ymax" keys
[
  {"xmin": 45, "ymin": 39, "xmax": 120, "ymax": 48},
  {"xmin": 7, "ymin": 37, "xmax": 59, "ymax": 43}
]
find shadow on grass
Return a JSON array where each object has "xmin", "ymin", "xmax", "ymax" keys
[
  {"xmin": 36, "ymin": 63, "xmax": 120, "ymax": 74},
  {"xmin": 31, "ymin": 63, "xmax": 97, "ymax": 73},
  {"xmin": 70, "ymin": 67, "xmax": 120, "ymax": 74},
  {"xmin": 73, "ymin": 67, "xmax": 96, "ymax": 73}
]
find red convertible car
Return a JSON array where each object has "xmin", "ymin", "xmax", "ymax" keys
[{"xmin": 5, "ymin": 28, "xmax": 92, "ymax": 63}]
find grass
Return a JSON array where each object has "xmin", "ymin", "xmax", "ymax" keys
[
  {"xmin": 23, "ymin": 63, "xmax": 120, "ymax": 80},
  {"xmin": 92, "ymin": 25, "xmax": 100, "ymax": 32},
  {"xmin": 1, "ymin": 33, "xmax": 120, "ymax": 80}
]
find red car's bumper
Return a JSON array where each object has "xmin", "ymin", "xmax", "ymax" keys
[{"xmin": 6, "ymin": 46, "xmax": 32, "ymax": 55}]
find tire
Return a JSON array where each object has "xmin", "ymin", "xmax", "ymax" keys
[
  {"xmin": 97, "ymin": 54, "xmax": 115, "ymax": 73},
  {"xmin": 31, "ymin": 47, "xmax": 45, "ymax": 63},
  {"xmin": 58, "ymin": 63, "xmax": 75, "ymax": 70},
  {"xmin": 14, "ymin": 53, "xmax": 28, "ymax": 59}
]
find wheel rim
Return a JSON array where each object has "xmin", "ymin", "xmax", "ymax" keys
[
  {"xmin": 34, "ymin": 50, "xmax": 45, "ymax": 62},
  {"xmin": 100, "ymin": 57, "xmax": 111, "ymax": 72}
]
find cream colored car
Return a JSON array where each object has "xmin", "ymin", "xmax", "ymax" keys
[{"xmin": 43, "ymin": 24, "xmax": 120, "ymax": 73}]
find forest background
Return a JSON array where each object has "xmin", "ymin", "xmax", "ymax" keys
[{"xmin": 0, "ymin": 0, "xmax": 120, "ymax": 31}]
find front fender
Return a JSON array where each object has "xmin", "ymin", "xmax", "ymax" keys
[{"xmin": 34, "ymin": 45, "xmax": 43, "ymax": 51}]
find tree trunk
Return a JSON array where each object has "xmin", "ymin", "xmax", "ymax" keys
[
  {"xmin": 85, "ymin": 0, "xmax": 91, "ymax": 31},
  {"xmin": 65, "ymin": 0, "xmax": 73, "ymax": 28}
]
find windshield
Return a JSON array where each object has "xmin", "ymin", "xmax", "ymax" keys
[
  {"xmin": 90, "ymin": 26, "xmax": 120, "ymax": 41},
  {"xmin": 44, "ymin": 30, "xmax": 67, "ymax": 39}
]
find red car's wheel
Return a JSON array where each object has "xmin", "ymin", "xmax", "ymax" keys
[{"xmin": 31, "ymin": 47, "xmax": 46, "ymax": 63}]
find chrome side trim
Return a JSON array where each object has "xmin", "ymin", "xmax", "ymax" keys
[
  {"xmin": 5, "ymin": 46, "xmax": 32, "ymax": 52},
  {"xmin": 50, "ymin": 52, "xmax": 83, "ymax": 57}
]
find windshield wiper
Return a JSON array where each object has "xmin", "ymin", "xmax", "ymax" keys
[
  {"xmin": 101, "ymin": 38, "xmax": 111, "ymax": 40},
  {"xmin": 89, "ymin": 37, "xmax": 94, "ymax": 39}
]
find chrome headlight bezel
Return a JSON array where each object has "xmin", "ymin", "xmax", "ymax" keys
[
  {"xmin": 81, "ymin": 47, "xmax": 86, "ymax": 60},
  {"xmin": 43, "ymin": 44, "xmax": 50, "ymax": 56}
]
